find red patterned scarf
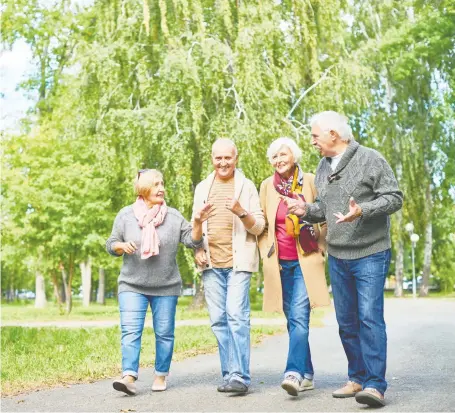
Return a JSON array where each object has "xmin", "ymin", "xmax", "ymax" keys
[{"xmin": 273, "ymin": 165, "xmax": 319, "ymax": 254}]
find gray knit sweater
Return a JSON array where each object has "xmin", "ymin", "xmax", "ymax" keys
[
  {"xmin": 306, "ymin": 141, "xmax": 403, "ymax": 259},
  {"xmin": 106, "ymin": 206, "xmax": 203, "ymax": 296}
]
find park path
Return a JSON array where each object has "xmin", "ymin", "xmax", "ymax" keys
[{"xmin": 2, "ymin": 298, "xmax": 455, "ymax": 412}]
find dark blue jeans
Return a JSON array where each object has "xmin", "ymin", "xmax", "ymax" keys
[
  {"xmin": 328, "ymin": 249, "xmax": 391, "ymax": 395},
  {"xmin": 280, "ymin": 259, "xmax": 313, "ymax": 381}
]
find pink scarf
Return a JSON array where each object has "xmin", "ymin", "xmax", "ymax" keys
[{"xmin": 132, "ymin": 196, "xmax": 168, "ymax": 259}]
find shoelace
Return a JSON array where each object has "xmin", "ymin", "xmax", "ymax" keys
[{"xmin": 285, "ymin": 376, "xmax": 300, "ymax": 385}]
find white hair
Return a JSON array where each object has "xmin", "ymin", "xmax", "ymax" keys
[
  {"xmin": 211, "ymin": 138, "xmax": 238, "ymax": 157},
  {"xmin": 266, "ymin": 137, "xmax": 302, "ymax": 164},
  {"xmin": 310, "ymin": 111, "xmax": 354, "ymax": 142}
]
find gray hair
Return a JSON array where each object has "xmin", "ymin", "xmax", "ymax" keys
[
  {"xmin": 211, "ymin": 138, "xmax": 238, "ymax": 157},
  {"xmin": 266, "ymin": 137, "xmax": 302, "ymax": 164},
  {"xmin": 310, "ymin": 111, "xmax": 354, "ymax": 142}
]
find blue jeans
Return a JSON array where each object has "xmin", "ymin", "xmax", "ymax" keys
[
  {"xmin": 203, "ymin": 268, "xmax": 251, "ymax": 386},
  {"xmin": 280, "ymin": 260, "xmax": 313, "ymax": 381},
  {"xmin": 118, "ymin": 292, "xmax": 178, "ymax": 378},
  {"xmin": 328, "ymin": 249, "xmax": 391, "ymax": 395}
]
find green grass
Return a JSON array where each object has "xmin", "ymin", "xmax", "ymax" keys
[
  {"xmin": 1, "ymin": 296, "xmax": 287, "ymax": 323},
  {"xmin": 382, "ymin": 290, "xmax": 455, "ymax": 299},
  {"xmin": 1, "ymin": 325, "xmax": 284, "ymax": 396}
]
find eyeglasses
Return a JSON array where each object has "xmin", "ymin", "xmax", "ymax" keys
[{"xmin": 137, "ymin": 169, "xmax": 150, "ymax": 179}]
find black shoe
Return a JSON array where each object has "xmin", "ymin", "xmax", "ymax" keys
[
  {"xmin": 355, "ymin": 388, "xmax": 386, "ymax": 407},
  {"xmin": 225, "ymin": 379, "xmax": 248, "ymax": 394},
  {"xmin": 217, "ymin": 382, "xmax": 228, "ymax": 392}
]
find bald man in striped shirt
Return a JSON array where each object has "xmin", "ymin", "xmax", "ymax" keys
[{"xmin": 192, "ymin": 139, "xmax": 265, "ymax": 394}]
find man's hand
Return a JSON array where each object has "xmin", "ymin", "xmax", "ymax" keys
[
  {"xmin": 283, "ymin": 194, "xmax": 307, "ymax": 217},
  {"xmin": 226, "ymin": 197, "xmax": 247, "ymax": 217},
  {"xmin": 334, "ymin": 197, "xmax": 363, "ymax": 223},
  {"xmin": 195, "ymin": 248, "xmax": 207, "ymax": 267},
  {"xmin": 121, "ymin": 241, "xmax": 138, "ymax": 255},
  {"xmin": 194, "ymin": 203, "xmax": 215, "ymax": 223}
]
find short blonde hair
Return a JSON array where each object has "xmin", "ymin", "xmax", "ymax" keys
[
  {"xmin": 266, "ymin": 137, "xmax": 302, "ymax": 164},
  {"xmin": 134, "ymin": 169, "xmax": 163, "ymax": 198}
]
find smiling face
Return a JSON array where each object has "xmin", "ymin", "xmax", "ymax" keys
[
  {"xmin": 145, "ymin": 177, "xmax": 165, "ymax": 205},
  {"xmin": 135, "ymin": 170, "xmax": 166, "ymax": 206},
  {"xmin": 271, "ymin": 145, "xmax": 295, "ymax": 178},
  {"xmin": 311, "ymin": 124, "xmax": 339, "ymax": 157},
  {"xmin": 211, "ymin": 142, "xmax": 238, "ymax": 180}
]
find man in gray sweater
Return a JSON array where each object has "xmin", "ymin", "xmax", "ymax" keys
[{"xmin": 286, "ymin": 111, "xmax": 403, "ymax": 408}]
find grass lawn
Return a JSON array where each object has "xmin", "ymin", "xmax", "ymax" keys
[
  {"xmin": 1, "ymin": 296, "xmax": 286, "ymax": 323},
  {"xmin": 1, "ymin": 324, "xmax": 284, "ymax": 396}
]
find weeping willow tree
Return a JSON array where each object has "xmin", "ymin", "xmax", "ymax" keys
[
  {"xmin": 34, "ymin": 0, "xmax": 370, "ymax": 294},
  {"xmin": 9, "ymin": 0, "xmax": 452, "ymax": 306}
]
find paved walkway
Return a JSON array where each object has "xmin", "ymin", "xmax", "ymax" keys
[{"xmin": 2, "ymin": 299, "xmax": 455, "ymax": 412}]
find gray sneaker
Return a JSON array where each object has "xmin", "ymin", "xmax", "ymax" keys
[
  {"xmin": 113, "ymin": 375, "xmax": 137, "ymax": 396},
  {"xmin": 281, "ymin": 375, "xmax": 300, "ymax": 396},
  {"xmin": 299, "ymin": 377, "xmax": 315, "ymax": 391}
]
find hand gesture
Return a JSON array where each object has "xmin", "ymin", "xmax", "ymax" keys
[
  {"xmin": 226, "ymin": 197, "xmax": 246, "ymax": 217},
  {"xmin": 283, "ymin": 194, "xmax": 307, "ymax": 217},
  {"xmin": 334, "ymin": 197, "xmax": 363, "ymax": 223},
  {"xmin": 194, "ymin": 203, "xmax": 215, "ymax": 223},
  {"xmin": 121, "ymin": 241, "xmax": 138, "ymax": 255},
  {"xmin": 195, "ymin": 248, "xmax": 208, "ymax": 267}
]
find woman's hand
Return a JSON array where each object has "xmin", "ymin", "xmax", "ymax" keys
[
  {"xmin": 194, "ymin": 203, "xmax": 215, "ymax": 223},
  {"xmin": 120, "ymin": 241, "xmax": 138, "ymax": 255},
  {"xmin": 283, "ymin": 194, "xmax": 307, "ymax": 217}
]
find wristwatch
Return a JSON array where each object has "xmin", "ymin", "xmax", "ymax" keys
[{"xmin": 238, "ymin": 211, "xmax": 248, "ymax": 219}]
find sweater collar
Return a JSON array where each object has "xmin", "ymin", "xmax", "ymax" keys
[{"xmin": 325, "ymin": 140, "xmax": 360, "ymax": 173}]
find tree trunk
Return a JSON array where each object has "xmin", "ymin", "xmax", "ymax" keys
[
  {"xmin": 66, "ymin": 255, "xmax": 74, "ymax": 314},
  {"xmin": 419, "ymin": 220, "xmax": 432, "ymax": 297},
  {"xmin": 6, "ymin": 285, "xmax": 15, "ymax": 302},
  {"xmin": 394, "ymin": 210, "xmax": 404, "ymax": 297},
  {"xmin": 97, "ymin": 267, "xmax": 105, "ymax": 305},
  {"xmin": 80, "ymin": 257, "xmax": 92, "ymax": 307},
  {"xmin": 51, "ymin": 271, "xmax": 62, "ymax": 305},
  {"xmin": 419, "ymin": 174, "xmax": 433, "ymax": 297},
  {"xmin": 35, "ymin": 272, "xmax": 47, "ymax": 308},
  {"xmin": 61, "ymin": 267, "xmax": 68, "ymax": 303},
  {"xmin": 189, "ymin": 278, "xmax": 205, "ymax": 310}
]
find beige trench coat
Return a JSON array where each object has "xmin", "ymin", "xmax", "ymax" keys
[{"xmin": 258, "ymin": 173, "xmax": 331, "ymax": 312}]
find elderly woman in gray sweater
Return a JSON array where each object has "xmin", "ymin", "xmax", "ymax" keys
[{"xmin": 106, "ymin": 169, "xmax": 212, "ymax": 396}]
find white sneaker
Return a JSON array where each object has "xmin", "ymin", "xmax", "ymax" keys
[
  {"xmin": 281, "ymin": 375, "xmax": 300, "ymax": 396},
  {"xmin": 113, "ymin": 375, "xmax": 137, "ymax": 396},
  {"xmin": 299, "ymin": 377, "xmax": 315, "ymax": 391}
]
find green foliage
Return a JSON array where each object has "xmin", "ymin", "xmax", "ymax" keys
[{"xmin": 1, "ymin": 0, "xmax": 454, "ymax": 298}]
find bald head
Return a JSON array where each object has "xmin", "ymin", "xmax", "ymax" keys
[
  {"xmin": 211, "ymin": 138, "xmax": 238, "ymax": 180},
  {"xmin": 211, "ymin": 138, "xmax": 238, "ymax": 157}
]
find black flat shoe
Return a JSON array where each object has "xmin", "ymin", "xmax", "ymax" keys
[
  {"xmin": 355, "ymin": 388, "xmax": 386, "ymax": 407},
  {"xmin": 225, "ymin": 379, "xmax": 248, "ymax": 394}
]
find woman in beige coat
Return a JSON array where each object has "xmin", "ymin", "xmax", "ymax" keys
[{"xmin": 258, "ymin": 137, "xmax": 330, "ymax": 397}]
